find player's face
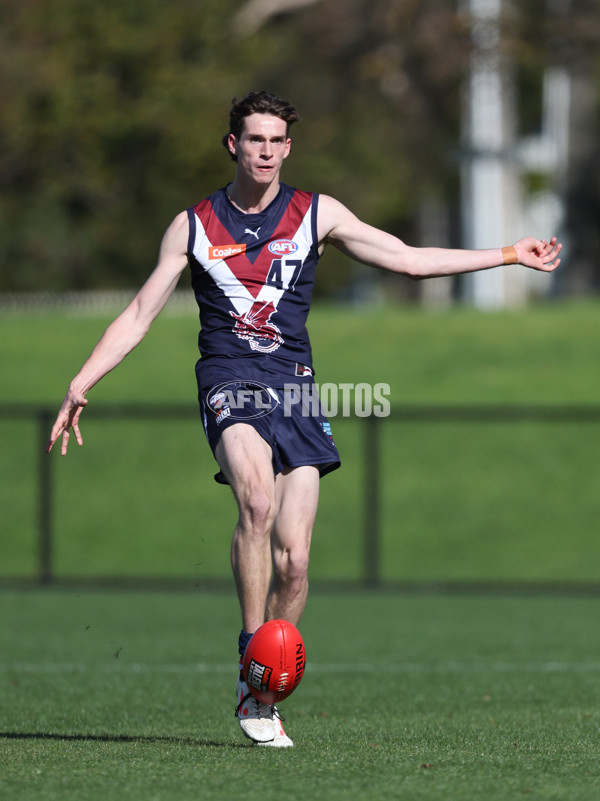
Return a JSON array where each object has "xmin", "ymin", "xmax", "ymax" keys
[{"xmin": 228, "ymin": 114, "xmax": 291, "ymax": 184}]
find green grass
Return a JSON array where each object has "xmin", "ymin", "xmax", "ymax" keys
[
  {"xmin": 2, "ymin": 298, "xmax": 600, "ymax": 404},
  {"xmin": 2, "ymin": 299, "xmax": 600, "ymax": 582},
  {"xmin": 3, "ymin": 301, "xmax": 600, "ymax": 798},
  {"xmin": 2, "ymin": 589, "xmax": 600, "ymax": 800}
]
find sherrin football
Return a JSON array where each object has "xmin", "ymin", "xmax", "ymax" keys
[{"xmin": 242, "ymin": 619, "xmax": 306, "ymax": 704}]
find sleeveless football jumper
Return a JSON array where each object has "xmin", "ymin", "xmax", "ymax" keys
[
  {"xmin": 187, "ymin": 183, "xmax": 340, "ymax": 481},
  {"xmin": 187, "ymin": 183, "xmax": 319, "ymax": 367}
]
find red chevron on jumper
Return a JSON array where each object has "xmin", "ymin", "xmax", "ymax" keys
[{"xmin": 193, "ymin": 191, "xmax": 312, "ymax": 299}]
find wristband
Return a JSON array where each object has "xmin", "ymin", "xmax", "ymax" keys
[{"xmin": 502, "ymin": 245, "xmax": 518, "ymax": 265}]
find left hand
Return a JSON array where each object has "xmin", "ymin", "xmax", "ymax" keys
[{"xmin": 514, "ymin": 236, "xmax": 562, "ymax": 272}]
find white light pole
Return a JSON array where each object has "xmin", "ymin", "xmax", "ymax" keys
[{"xmin": 461, "ymin": 0, "xmax": 519, "ymax": 308}]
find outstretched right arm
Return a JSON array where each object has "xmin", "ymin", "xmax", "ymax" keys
[{"xmin": 46, "ymin": 211, "xmax": 190, "ymax": 455}]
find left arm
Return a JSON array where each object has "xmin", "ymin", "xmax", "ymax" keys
[{"xmin": 317, "ymin": 195, "xmax": 562, "ymax": 278}]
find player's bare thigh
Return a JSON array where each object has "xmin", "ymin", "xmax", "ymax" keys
[
  {"xmin": 215, "ymin": 422, "xmax": 275, "ymax": 501},
  {"xmin": 273, "ymin": 465, "xmax": 320, "ymax": 548}
]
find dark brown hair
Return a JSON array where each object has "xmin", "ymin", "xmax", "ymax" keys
[{"xmin": 222, "ymin": 91, "xmax": 300, "ymax": 161}]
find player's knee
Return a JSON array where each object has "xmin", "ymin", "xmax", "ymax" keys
[
  {"xmin": 239, "ymin": 486, "xmax": 275, "ymax": 535},
  {"xmin": 274, "ymin": 546, "xmax": 310, "ymax": 589}
]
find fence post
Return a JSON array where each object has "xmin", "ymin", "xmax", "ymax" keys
[
  {"xmin": 363, "ymin": 414, "xmax": 381, "ymax": 587},
  {"xmin": 38, "ymin": 410, "xmax": 53, "ymax": 584}
]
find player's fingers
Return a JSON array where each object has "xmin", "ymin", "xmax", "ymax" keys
[
  {"xmin": 543, "ymin": 241, "xmax": 562, "ymax": 263},
  {"xmin": 70, "ymin": 407, "xmax": 86, "ymax": 446},
  {"xmin": 45, "ymin": 429, "xmax": 56, "ymax": 453},
  {"xmin": 537, "ymin": 239, "xmax": 555, "ymax": 258},
  {"xmin": 46, "ymin": 417, "xmax": 66, "ymax": 453},
  {"xmin": 72, "ymin": 423, "xmax": 84, "ymax": 447},
  {"xmin": 60, "ymin": 428, "xmax": 71, "ymax": 456},
  {"xmin": 543, "ymin": 256, "xmax": 561, "ymax": 272}
]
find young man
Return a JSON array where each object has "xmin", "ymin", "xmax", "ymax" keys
[{"xmin": 46, "ymin": 91, "xmax": 562, "ymax": 747}]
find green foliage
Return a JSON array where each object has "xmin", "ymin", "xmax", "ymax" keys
[
  {"xmin": 3, "ymin": 1, "xmax": 595, "ymax": 294},
  {"xmin": 0, "ymin": 0, "xmax": 263, "ymax": 290},
  {"xmin": 2, "ymin": 590, "xmax": 600, "ymax": 800}
]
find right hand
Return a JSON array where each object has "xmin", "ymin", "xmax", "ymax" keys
[{"xmin": 45, "ymin": 387, "xmax": 88, "ymax": 455}]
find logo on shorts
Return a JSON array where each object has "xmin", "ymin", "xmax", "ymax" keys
[
  {"xmin": 216, "ymin": 407, "xmax": 231, "ymax": 425},
  {"xmin": 209, "ymin": 391, "xmax": 227, "ymax": 411},
  {"xmin": 207, "ymin": 381, "xmax": 280, "ymax": 421},
  {"xmin": 322, "ymin": 421, "xmax": 334, "ymax": 440}
]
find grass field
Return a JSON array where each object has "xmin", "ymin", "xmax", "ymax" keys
[
  {"xmin": 2, "ymin": 299, "xmax": 600, "ymax": 583},
  {"xmin": 2, "ymin": 297, "xmax": 600, "ymax": 405},
  {"xmin": 2, "ymin": 300, "xmax": 600, "ymax": 799},
  {"xmin": 2, "ymin": 588, "xmax": 600, "ymax": 801}
]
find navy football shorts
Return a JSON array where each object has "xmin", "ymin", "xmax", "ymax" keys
[{"xmin": 196, "ymin": 356, "xmax": 341, "ymax": 484}]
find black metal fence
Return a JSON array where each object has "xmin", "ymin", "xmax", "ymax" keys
[{"xmin": 2, "ymin": 402, "xmax": 600, "ymax": 590}]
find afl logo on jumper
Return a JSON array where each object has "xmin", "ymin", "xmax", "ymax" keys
[{"xmin": 268, "ymin": 240, "xmax": 298, "ymax": 256}]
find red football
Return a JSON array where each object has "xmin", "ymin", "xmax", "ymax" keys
[{"xmin": 242, "ymin": 619, "xmax": 306, "ymax": 705}]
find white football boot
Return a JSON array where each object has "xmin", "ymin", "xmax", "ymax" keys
[
  {"xmin": 257, "ymin": 705, "xmax": 294, "ymax": 748},
  {"xmin": 235, "ymin": 672, "xmax": 276, "ymax": 744}
]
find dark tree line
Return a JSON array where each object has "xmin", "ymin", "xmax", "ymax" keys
[{"xmin": 1, "ymin": 0, "xmax": 598, "ymax": 296}]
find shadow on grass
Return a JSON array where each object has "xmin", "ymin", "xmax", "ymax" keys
[{"xmin": 0, "ymin": 730, "xmax": 250, "ymax": 748}]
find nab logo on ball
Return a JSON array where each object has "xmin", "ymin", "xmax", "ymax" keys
[{"xmin": 242, "ymin": 619, "xmax": 306, "ymax": 705}]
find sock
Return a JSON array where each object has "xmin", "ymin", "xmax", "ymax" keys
[{"xmin": 238, "ymin": 629, "xmax": 253, "ymax": 664}]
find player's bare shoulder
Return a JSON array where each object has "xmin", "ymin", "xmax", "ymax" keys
[
  {"xmin": 153, "ymin": 210, "xmax": 191, "ymax": 276},
  {"xmin": 316, "ymin": 194, "xmax": 360, "ymax": 249},
  {"xmin": 161, "ymin": 210, "xmax": 190, "ymax": 253},
  {"xmin": 317, "ymin": 195, "xmax": 354, "ymax": 245}
]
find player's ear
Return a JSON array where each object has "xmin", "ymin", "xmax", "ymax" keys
[
  {"xmin": 227, "ymin": 133, "xmax": 237, "ymax": 158},
  {"xmin": 283, "ymin": 137, "xmax": 292, "ymax": 159}
]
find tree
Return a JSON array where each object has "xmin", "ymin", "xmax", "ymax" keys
[
  {"xmin": 1, "ymin": 0, "xmax": 598, "ymax": 296},
  {"xmin": 0, "ymin": 0, "xmax": 261, "ymax": 290}
]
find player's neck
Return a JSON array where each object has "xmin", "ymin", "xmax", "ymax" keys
[{"xmin": 226, "ymin": 177, "xmax": 281, "ymax": 214}]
